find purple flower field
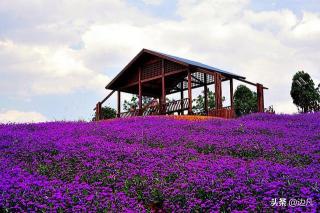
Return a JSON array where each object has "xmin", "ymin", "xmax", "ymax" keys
[{"xmin": 1, "ymin": 113, "xmax": 319, "ymax": 212}]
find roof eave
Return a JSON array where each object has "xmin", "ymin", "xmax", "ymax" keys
[{"xmin": 105, "ymin": 48, "xmax": 147, "ymax": 90}]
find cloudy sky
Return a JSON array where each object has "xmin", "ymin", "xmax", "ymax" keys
[{"xmin": 0, "ymin": 0, "xmax": 319, "ymax": 122}]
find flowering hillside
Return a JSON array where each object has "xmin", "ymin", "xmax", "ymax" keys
[{"xmin": 1, "ymin": 113, "xmax": 319, "ymax": 212}]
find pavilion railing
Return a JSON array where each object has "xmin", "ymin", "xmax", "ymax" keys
[
  {"xmin": 119, "ymin": 98, "xmax": 190, "ymax": 117},
  {"xmin": 143, "ymin": 104, "xmax": 161, "ymax": 116},
  {"xmin": 162, "ymin": 98, "xmax": 189, "ymax": 114},
  {"xmin": 208, "ymin": 106, "xmax": 235, "ymax": 119},
  {"xmin": 119, "ymin": 102, "xmax": 234, "ymax": 118},
  {"xmin": 119, "ymin": 109, "xmax": 140, "ymax": 118}
]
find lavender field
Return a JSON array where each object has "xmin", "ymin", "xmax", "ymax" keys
[{"xmin": 1, "ymin": 113, "xmax": 319, "ymax": 212}]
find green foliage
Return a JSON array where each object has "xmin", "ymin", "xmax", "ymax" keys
[
  {"xmin": 101, "ymin": 106, "xmax": 116, "ymax": 119},
  {"xmin": 93, "ymin": 106, "xmax": 116, "ymax": 121},
  {"xmin": 234, "ymin": 85, "xmax": 257, "ymax": 117},
  {"xmin": 123, "ymin": 95, "xmax": 153, "ymax": 111},
  {"xmin": 265, "ymin": 105, "xmax": 275, "ymax": 114},
  {"xmin": 193, "ymin": 89, "xmax": 224, "ymax": 114},
  {"xmin": 38, "ymin": 164, "xmax": 49, "ymax": 176},
  {"xmin": 290, "ymin": 71, "xmax": 320, "ymax": 113}
]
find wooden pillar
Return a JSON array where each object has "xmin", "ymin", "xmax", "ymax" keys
[
  {"xmin": 161, "ymin": 59, "xmax": 166, "ymax": 115},
  {"xmin": 138, "ymin": 67, "xmax": 142, "ymax": 116},
  {"xmin": 257, "ymin": 83, "xmax": 264, "ymax": 112},
  {"xmin": 214, "ymin": 72, "xmax": 222, "ymax": 110},
  {"xmin": 230, "ymin": 78, "xmax": 234, "ymax": 109},
  {"xmin": 204, "ymin": 73, "xmax": 208, "ymax": 115},
  {"xmin": 188, "ymin": 70, "xmax": 193, "ymax": 115},
  {"xmin": 180, "ymin": 81, "xmax": 184, "ymax": 115},
  {"xmin": 95, "ymin": 102, "xmax": 102, "ymax": 121},
  {"xmin": 117, "ymin": 91, "xmax": 121, "ymax": 118},
  {"xmin": 229, "ymin": 78, "xmax": 234, "ymax": 118}
]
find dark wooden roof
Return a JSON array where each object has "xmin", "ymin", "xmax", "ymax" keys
[
  {"xmin": 150, "ymin": 50, "xmax": 245, "ymax": 79},
  {"xmin": 106, "ymin": 49, "xmax": 245, "ymax": 91}
]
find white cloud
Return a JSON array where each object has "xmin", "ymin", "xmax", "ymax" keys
[
  {"xmin": 0, "ymin": 0, "xmax": 319, "ymax": 115},
  {"xmin": 0, "ymin": 40, "xmax": 110, "ymax": 96},
  {"xmin": 142, "ymin": 0, "xmax": 163, "ymax": 5},
  {"xmin": 0, "ymin": 110, "xmax": 47, "ymax": 123}
]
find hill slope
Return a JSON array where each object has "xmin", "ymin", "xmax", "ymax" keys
[{"xmin": 1, "ymin": 113, "xmax": 319, "ymax": 211}]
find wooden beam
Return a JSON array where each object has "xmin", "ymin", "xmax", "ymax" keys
[
  {"xmin": 257, "ymin": 83, "xmax": 264, "ymax": 112},
  {"xmin": 230, "ymin": 78, "xmax": 234, "ymax": 110},
  {"xmin": 117, "ymin": 91, "xmax": 121, "ymax": 118},
  {"xmin": 188, "ymin": 69, "xmax": 192, "ymax": 115},
  {"xmin": 93, "ymin": 90, "xmax": 115, "ymax": 110},
  {"xmin": 173, "ymin": 86, "xmax": 180, "ymax": 91},
  {"xmin": 161, "ymin": 59, "xmax": 166, "ymax": 114},
  {"xmin": 204, "ymin": 73, "xmax": 208, "ymax": 115},
  {"xmin": 119, "ymin": 68, "xmax": 188, "ymax": 90},
  {"xmin": 167, "ymin": 76, "xmax": 230, "ymax": 95},
  {"xmin": 191, "ymin": 74, "xmax": 203, "ymax": 84},
  {"xmin": 182, "ymin": 79, "xmax": 202, "ymax": 84},
  {"xmin": 144, "ymin": 58, "xmax": 162, "ymax": 65},
  {"xmin": 95, "ymin": 102, "xmax": 102, "ymax": 121},
  {"xmin": 138, "ymin": 67, "xmax": 142, "ymax": 115},
  {"xmin": 180, "ymin": 81, "xmax": 184, "ymax": 115},
  {"xmin": 214, "ymin": 72, "xmax": 222, "ymax": 109},
  {"xmin": 237, "ymin": 78, "xmax": 268, "ymax": 90}
]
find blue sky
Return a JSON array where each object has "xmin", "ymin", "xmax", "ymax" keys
[{"xmin": 0, "ymin": 0, "xmax": 319, "ymax": 122}]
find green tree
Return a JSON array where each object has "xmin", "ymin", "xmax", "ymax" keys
[
  {"xmin": 193, "ymin": 89, "xmax": 225, "ymax": 114},
  {"xmin": 290, "ymin": 71, "xmax": 320, "ymax": 113},
  {"xmin": 123, "ymin": 95, "xmax": 153, "ymax": 111},
  {"xmin": 234, "ymin": 85, "xmax": 257, "ymax": 117},
  {"xmin": 93, "ymin": 106, "xmax": 116, "ymax": 121}
]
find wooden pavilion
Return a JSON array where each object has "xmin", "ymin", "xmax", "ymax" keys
[{"xmin": 95, "ymin": 49, "xmax": 267, "ymax": 120}]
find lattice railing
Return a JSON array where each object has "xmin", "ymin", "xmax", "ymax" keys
[
  {"xmin": 119, "ymin": 109, "xmax": 140, "ymax": 118},
  {"xmin": 143, "ymin": 105, "xmax": 161, "ymax": 116},
  {"xmin": 162, "ymin": 98, "xmax": 189, "ymax": 114},
  {"xmin": 119, "ymin": 98, "xmax": 190, "ymax": 117}
]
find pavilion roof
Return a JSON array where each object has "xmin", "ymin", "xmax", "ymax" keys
[
  {"xmin": 105, "ymin": 49, "xmax": 245, "ymax": 90},
  {"xmin": 151, "ymin": 50, "xmax": 245, "ymax": 79}
]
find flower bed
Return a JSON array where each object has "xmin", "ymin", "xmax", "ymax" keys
[{"xmin": 0, "ymin": 113, "xmax": 319, "ymax": 212}]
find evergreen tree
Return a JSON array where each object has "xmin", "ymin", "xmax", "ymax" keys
[{"xmin": 290, "ymin": 71, "xmax": 320, "ymax": 113}]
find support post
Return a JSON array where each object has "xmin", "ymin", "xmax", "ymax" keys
[
  {"xmin": 161, "ymin": 59, "xmax": 166, "ymax": 114},
  {"xmin": 159, "ymin": 97, "xmax": 162, "ymax": 114},
  {"xmin": 180, "ymin": 81, "xmax": 184, "ymax": 115},
  {"xmin": 214, "ymin": 72, "xmax": 222, "ymax": 110},
  {"xmin": 188, "ymin": 69, "xmax": 193, "ymax": 115},
  {"xmin": 257, "ymin": 83, "xmax": 264, "ymax": 112},
  {"xmin": 230, "ymin": 78, "xmax": 234, "ymax": 117},
  {"xmin": 204, "ymin": 73, "xmax": 208, "ymax": 115},
  {"xmin": 230, "ymin": 78, "xmax": 234, "ymax": 108},
  {"xmin": 138, "ymin": 67, "xmax": 142, "ymax": 115},
  {"xmin": 95, "ymin": 102, "xmax": 102, "ymax": 121},
  {"xmin": 117, "ymin": 91, "xmax": 121, "ymax": 118}
]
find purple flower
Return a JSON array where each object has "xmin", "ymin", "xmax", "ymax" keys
[{"xmin": 0, "ymin": 113, "xmax": 319, "ymax": 211}]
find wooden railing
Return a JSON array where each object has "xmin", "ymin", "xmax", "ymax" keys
[
  {"xmin": 143, "ymin": 105, "xmax": 161, "ymax": 116},
  {"xmin": 119, "ymin": 101, "xmax": 235, "ymax": 119},
  {"xmin": 119, "ymin": 98, "xmax": 190, "ymax": 118},
  {"xmin": 208, "ymin": 106, "xmax": 235, "ymax": 119},
  {"xmin": 162, "ymin": 98, "xmax": 189, "ymax": 114},
  {"xmin": 119, "ymin": 109, "xmax": 140, "ymax": 118}
]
